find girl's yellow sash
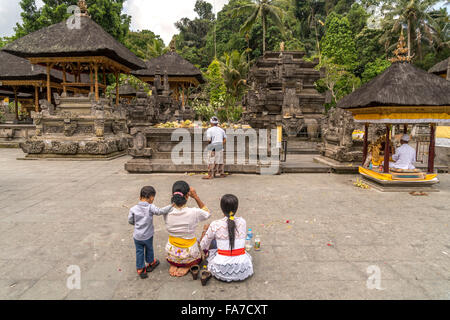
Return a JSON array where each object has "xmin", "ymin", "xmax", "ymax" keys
[{"xmin": 169, "ymin": 236, "xmax": 197, "ymax": 248}]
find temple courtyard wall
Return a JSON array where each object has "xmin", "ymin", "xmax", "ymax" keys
[{"xmin": 0, "ymin": 148, "xmax": 448, "ymax": 299}]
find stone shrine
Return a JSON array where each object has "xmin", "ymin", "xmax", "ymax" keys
[
  {"xmin": 320, "ymin": 107, "xmax": 364, "ymax": 163},
  {"xmin": 20, "ymin": 93, "xmax": 128, "ymax": 158},
  {"xmin": 243, "ymin": 51, "xmax": 326, "ymax": 153}
]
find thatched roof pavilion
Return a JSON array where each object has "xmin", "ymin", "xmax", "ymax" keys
[
  {"xmin": 0, "ymin": 51, "xmax": 91, "ymax": 117},
  {"xmin": 337, "ymin": 61, "xmax": 450, "ymax": 115},
  {"xmin": 337, "ymin": 33, "xmax": 450, "ymax": 175},
  {"xmin": 132, "ymin": 51, "xmax": 204, "ymax": 106},
  {"xmin": 2, "ymin": 2, "xmax": 145, "ymax": 105},
  {"xmin": 429, "ymin": 57, "xmax": 449, "ymax": 80}
]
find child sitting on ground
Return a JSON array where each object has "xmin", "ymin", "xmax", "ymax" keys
[
  {"xmin": 199, "ymin": 194, "xmax": 253, "ymax": 282},
  {"xmin": 128, "ymin": 186, "xmax": 173, "ymax": 279}
]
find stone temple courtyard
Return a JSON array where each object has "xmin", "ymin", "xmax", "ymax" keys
[{"xmin": 0, "ymin": 148, "xmax": 449, "ymax": 300}]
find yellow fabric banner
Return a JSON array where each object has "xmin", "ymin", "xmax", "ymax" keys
[{"xmin": 436, "ymin": 126, "xmax": 450, "ymax": 139}]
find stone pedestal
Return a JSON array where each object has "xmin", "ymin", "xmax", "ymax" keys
[
  {"xmin": 0, "ymin": 124, "xmax": 36, "ymax": 148},
  {"xmin": 20, "ymin": 94, "xmax": 128, "ymax": 159},
  {"xmin": 320, "ymin": 107, "xmax": 364, "ymax": 163},
  {"xmin": 125, "ymin": 127, "xmax": 281, "ymax": 175}
]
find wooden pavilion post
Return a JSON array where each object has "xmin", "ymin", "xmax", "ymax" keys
[
  {"xmin": 62, "ymin": 64, "xmax": 67, "ymax": 94},
  {"xmin": 34, "ymin": 85, "xmax": 39, "ymax": 113},
  {"xmin": 384, "ymin": 124, "xmax": 391, "ymax": 173},
  {"xmin": 362, "ymin": 123, "xmax": 369, "ymax": 165},
  {"xmin": 89, "ymin": 64, "xmax": 94, "ymax": 94},
  {"xmin": 46, "ymin": 63, "xmax": 51, "ymax": 102},
  {"xmin": 115, "ymin": 71, "xmax": 119, "ymax": 106},
  {"xmin": 181, "ymin": 83, "xmax": 185, "ymax": 110},
  {"xmin": 403, "ymin": 124, "xmax": 408, "ymax": 134},
  {"xmin": 427, "ymin": 124, "xmax": 436, "ymax": 174},
  {"xmin": 13, "ymin": 87, "xmax": 19, "ymax": 121},
  {"xmin": 94, "ymin": 63, "xmax": 99, "ymax": 101},
  {"xmin": 102, "ymin": 67, "xmax": 107, "ymax": 95},
  {"xmin": 77, "ymin": 62, "xmax": 81, "ymax": 83}
]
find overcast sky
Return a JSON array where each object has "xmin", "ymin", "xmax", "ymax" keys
[{"xmin": 0, "ymin": 0, "xmax": 228, "ymax": 45}]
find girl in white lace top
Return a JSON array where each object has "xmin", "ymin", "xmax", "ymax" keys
[{"xmin": 200, "ymin": 194, "xmax": 253, "ymax": 282}]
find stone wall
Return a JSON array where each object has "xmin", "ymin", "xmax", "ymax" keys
[
  {"xmin": 125, "ymin": 127, "xmax": 281, "ymax": 174},
  {"xmin": 0, "ymin": 124, "xmax": 36, "ymax": 148}
]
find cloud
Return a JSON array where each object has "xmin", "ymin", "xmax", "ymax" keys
[
  {"xmin": 124, "ymin": 0, "xmax": 228, "ymax": 45},
  {"xmin": 0, "ymin": 0, "xmax": 21, "ymax": 37}
]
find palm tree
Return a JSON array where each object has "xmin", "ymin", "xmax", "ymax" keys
[
  {"xmin": 145, "ymin": 38, "xmax": 169, "ymax": 60},
  {"xmin": 220, "ymin": 50, "xmax": 249, "ymax": 101},
  {"xmin": 232, "ymin": 0, "xmax": 285, "ymax": 53},
  {"xmin": 381, "ymin": 0, "xmax": 441, "ymax": 60}
]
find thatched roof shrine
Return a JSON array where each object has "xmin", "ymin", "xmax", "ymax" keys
[
  {"xmin": 2, "ymin": 2, "xmax": 145, "ymax": 105},
  {"xmin": 429, "ymin": 57, "xmax": 449, "ymax": 79},
  {"xmin": 2, "ymin": 16, "xmax": 145, "ymax": 72},
  {"xmin": 132, "ymin": 51, "xmax": 204, "ymax": 85},
  {"xmin": 337, "ymin": 61, "xmax": 450, "ymax": 111}
]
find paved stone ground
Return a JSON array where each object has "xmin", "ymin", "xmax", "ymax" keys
[{"xmin": 0, "ymin": 149, "xmax": 449, "ymax": 300}]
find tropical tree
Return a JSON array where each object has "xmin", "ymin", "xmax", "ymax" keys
[
  {"xmin": 232, "ymin": 0, "xmax": 285, "ymax": 53},
  {"xmin": 124, "ymin": 30, "xmax": 165, "ymax": 60},
  {"xmin": 380, "ymin": 0, "xmax": 441, "ymax": 60},
  {"xmin": 220, "ymin": 50, "xmax": 249, "ymax": 102},
  {"xmin": 204, "ymin": 59, "xmax": 227, "ymax": 106},
  {"xmin": 316, "ymin": 57, "xmax": 361, "ymax": 108},
  {"xmin": 320, "ymin": 12, "xmax": 358, "ymax": 69},
  {"xmin": 175, "ymin": 0, "xmax": 215, "ymax": 69}
]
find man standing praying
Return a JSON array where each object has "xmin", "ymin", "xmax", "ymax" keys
[{"xmin": 203, "ymin": 116, "xmax": 227, "ymax": 179}]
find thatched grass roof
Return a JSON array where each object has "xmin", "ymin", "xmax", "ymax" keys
[
  {"xmin": 3, "ymin": 16, "xmax": 145, "ymax": 71},
  {"xmin": 429, "ymin": 57, "xmax": 449, "ymax": 74},
  {"xmin": 132, "ymin": 51, "xmax": 204, "ymax": 83},
  {"xmin": 337, "ymin": 62, "xmax": 450, "ymax": 109},
  {"xmin": 0, "ymin": 51, "xmax": 89, "ymax": 84},
  {"xmin": 0, "ymin": 51, "xmax": 63, "ymax": 82}
]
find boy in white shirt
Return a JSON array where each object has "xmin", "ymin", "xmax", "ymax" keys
[{"xmin": 203, "ymin": 116, "xmax": 227, "ymax": 179}]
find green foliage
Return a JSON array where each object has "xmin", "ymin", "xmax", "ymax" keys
[
  {"xmin": 175, "ymin": 0, "xmax": 215, "ymax": 69},
  {"xmin": 14, "ymin": 0, "xmax": 131, "ymax": 43},
  {"xmin": 192, "ymin": 101, "xmax": 216, "ymax": 121},
  {"xmin": 321, "ymin": 12, "xmax": 358, "ymax": 69},
  {"xmin": 361, "ymin": 58, "xmax": 391, "ymax": 83},
  {"xmin": 316, "ymin": 57, "xmax": 361, "ymax": 109},
  {"xmin": 124, "ymin": 30, "xmax": 166, "ymax": 60},
  {"xmin": 220, "ymin": 50, "xmax": 249, "ymax": 101},
  {"xmin": 205, "ymin": 59, "xmax": 227, "ymax": 106},
  {"xmin": 379, "ymin": 0, "xmax": 443, "ymax": 63},
  {"xmin": 232, "ymin": 0, "xmax": 286, "ymax": 53},
  {"xmin": 106, "ymin": 75, "xmax": 149, "ymax": 99},
  {"xmin": 0, "ymin": 37, "xmax": 8, "ymax": 49},
  {"xmin": 346, "ymin": 3, "xmax": 369, "ymax": 35}
]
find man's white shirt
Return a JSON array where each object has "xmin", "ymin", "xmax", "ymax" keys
[
  {"xmin": 392, "ymin": 144, "xmax": 416, "ymax": 170},
  {"xmin": 206, "ymin": 126, "xmax": 227, "ymax": 146}
]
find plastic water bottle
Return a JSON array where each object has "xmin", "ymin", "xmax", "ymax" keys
[
  {"xmin": 245, "ymin": 228, "xmax": 253, "ymax": 252},
  {"xmin": 247, "ymin": 228, "xmax": 253, "ymax": 240},
  {"xmin": 254, "ymin": 235, "xmax": 261, "ymax": 251}
]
